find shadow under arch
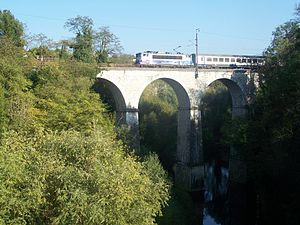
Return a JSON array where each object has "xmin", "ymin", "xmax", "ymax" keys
[
  {"xmin": 138, "ymin": 77, "xmax": 191, "ymax": 157},
  {"xmin": 138, "ymin": 77, "xmax": 204, "ymax": 190},
  {"xmin": 204, "ymin": 78, "xmax": 255, "ymax": 225},
  {"xmin": 157, "ymin": 78, "xmax": 196, "ymax": 165},
  {"xmin": 138, "ymin": 77, "xmax": 191, "ymax": 167},
  {"xmin": 159, "ymin": 78, "xmax": 191, "ymax": 109},
  {"xmin": 208, "ymin": 78, "xmax": 248, "ymax": 118},
  {"xmin": 206, "ymin": 78, "xmax": 248, "ymax": 182},
  {"xmin": 94, "ymin": 77, "xmax": 126, "ymax": 125}
]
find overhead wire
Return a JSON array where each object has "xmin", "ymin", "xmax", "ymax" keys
[
  {"xmin": 14, "ymin": 11, "xmax": 268, "ymax": 54},
  {"xmin": 14, "ymin": 12, "xmax": 269, "ymax": 43}
]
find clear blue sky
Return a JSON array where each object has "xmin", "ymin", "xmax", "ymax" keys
[{"xmin": 1, "ymin": 0, "xmax": 299, "ymax": 55}]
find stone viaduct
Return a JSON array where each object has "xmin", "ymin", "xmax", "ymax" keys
[{"xmin": 96, "ymin": 67, "xmax": 256, "ymax": 191}]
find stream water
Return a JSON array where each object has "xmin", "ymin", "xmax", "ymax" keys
[
  {"xmin": 203, "ymin": 161, "xmax": 229, "ymax": 225},
  {"xmin": 199, "ymin": 160, "xmax": 257, "ymax": 225}
]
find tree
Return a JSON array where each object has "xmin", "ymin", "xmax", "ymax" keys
[
  {"xmin": 0, "ymin": 86, "xmax": 7, "ymax": 137},
  {"xmin": 0, "ymin": 37, "xmax": 35, "ymax": 135},
  {"xmin": 243, "ymin": 5, "xmax": 300, "ymax": 225},
  {"xmin": 94, "ymin": 26, "xmax": 123, "ymax": 63},
  {"xmin": 27, "ymin": 61, "xmax": 107, "ymax": 132},
  {"xmin": 0, "ymin": 11, "xmax": 171, "ymax": 225},
  {"xmin": 110, "ymin": 54, "xmax": 135, "ymax": 65},
  {"xmin": 57, "ymin": 39, "xmax": 72, "ymax": 59},
  {"xmin": 64, "ymin": 16, "xmax": 94, "ymax": 63},
  {"xmin": 0, "ymin": 129, "xmax": 170, "ymax": 225},
  {"xmin": 0, "ymin": 50, "xmax": 171, "ymax": 224},
  {"xmin": 27, "ymin": 33, "xmax": 54, "ymax": 62},
  {"xmin": 259, "ymin": 11, "xmax": 300, "ymax": 149},
  {"xmin": 0, "ymin": 10, "xmax": 25, "ymax": 47}
]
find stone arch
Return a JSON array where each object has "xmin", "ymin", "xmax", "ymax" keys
[
  {"xmin": 157, "ymin": 78, "xmax": 192, "ymax": 164},
  {"xmin": 96, "ymin": 78, "xmax": 126, "ymax": 125},
  {"xmin": 138, "ymin": 78, "xmax": 191, "ymax": 158},
  {"xmin": 207, "ymin": 78, "xmax": 248, "ymax": 118},
  {"xmin": 206, "ymin": 77, "xmax": 248, "ymax": 183},
  {"xmin": 138, "ymin": 77, "xmax": 203, "ymax": 190},
  {"xmin": 159, "ymin": 78, "xmax": 191, "ymax": 109}
]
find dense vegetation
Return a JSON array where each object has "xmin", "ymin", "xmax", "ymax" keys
[
  {"xmin": 0, "ymin": 10, "xmax": 169, "ymax": 225},
  {"xmin": 222, "ymin": 6, "xmax": 300, "ymax": 225},
  {"xmin": 252, "ymin": 8, "xmax": 300, "ymax": 224},
  {"xmin": 1, "ymin": 4, "xmax": 300, "ymax": 224}
]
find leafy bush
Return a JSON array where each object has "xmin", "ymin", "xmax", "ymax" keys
[{"xmin": 0, "ymin": 129, "xmax": 170, "ymax": 225}]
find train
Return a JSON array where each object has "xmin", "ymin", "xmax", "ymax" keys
[
  {"xmin": 135, "ymin": 51, "xmax": 264, "ymax": 68},
  {"xmin": 135, "ymin": 51, "xmax": 193, "ymax": 66}
]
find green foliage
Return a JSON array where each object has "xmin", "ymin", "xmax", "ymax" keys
[
  {"xmin": 139, "ymin": 80, "xmax": 178, "ymax": 173},
  {"xmin": 0, "ymin": 38, "xmax": 35, "ymax": 133},
  {"xmin": 0, "ymin": 129, "xmax": 170, "ymax": 225},
  {"xmin": 221, "ymin": 118, "xmax": 249, "ymax": 160},
  {"xmin": 58, "ymin": 40, "xmax": 73, "ymax": 60},
  {"xmin": 0, "ymin": 10, "xmax": 25, "ymax": 47},
  {"xmin": 259, "ymin": 22, "xmax": 300, "ymax": 147},
  {"xmin": 27, "ymin": 62, "xmax": 109, "ymax": 133},
  {"xmin": 0, "ymin": 86, "xmax": 8, "ymax": 136},
  {"xmin": 254, "ymin": 17, "xmax": 300, "ymax": 224},
  {"xmin": 232, "ymin": 6, "xmax": 300, "ymax": 225},
  {"xmin": 0, "ymin": 11, "xmax": 171, "ymax": 225},
  {"xmin": 27, "ymin": 33, "xmax": 56, "ymax": 61},
  {"xmin": 110, "ymin": 54, "xmax": 135, "ymax": 65},
  {"xmin": 65, "ymin": 16, "xmax": 95, "ymax": 63},
  {"xmin": 156, "ymin": 186, "xmax": 198, "ymax": 225},
  {"xmin": 142, "ymin": 153, "xmax": 171, "ymax": 200},
  {"xmin": 253, "ymin": 9, "xmax": 300, "ymax": 172},
  {"xmin": 63, "ymin": 17, "xmax": 124, "ymax": 63},
  {"xmin": 96, "ymin": 49, "xmax": 109, "ymax": 63},
  {"xmin": 201, "ymin": 81, "xmax": 231, "ymax": 161},
  {"xmin": 94, "ymin": 26, "xmax": 123, "ymax": 63}
]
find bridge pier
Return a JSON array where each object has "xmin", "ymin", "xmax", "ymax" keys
[
  {"xmin": 175, "ymin": 106, "xmax": 204, "ymax": 191},
  {"xmin": 126, "ymin": 108, "xmax": 140, "ymax": 151},
  {"xmin": 232, "ymin": 105, "xmax": 248, "ymax": 118},
  {"xmin": 229, "ymin": 104, "xmax": 248, "ymax": 184},
  {"xmin": 117, "ymin": 108, "xmax": 140, "ymax": 151}
]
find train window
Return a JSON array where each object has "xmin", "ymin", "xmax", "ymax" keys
[
  {"xmin": 152, "ymin": 55, "xmax": 182, "ymax": 60},
  {"xmin": 201, "ymin": 57, "xmax": 204, "ymax": 61},
  {"xmin": 247, "ymin": 59, "xmax": 252, "ymax": 63},
  {"xmin": 225, "ymin": 58, "xmax": 229, "ymax": 62},
  {"xmin": 213, "ymin": 58, "xmax": 218, "ymax": 62},
  {"xmin": 253, "ymin": 59, "xmax": 258, "ymax": 63},
  {"xmin": 231, "ymin": 58, "xmax": 235, "ymax": 62},
  {"xmin": 219, "ymin": 58, "xmax": 224, "ymax": 62},
  {"xmin": 242, "ymin": 59, "xmax": 247, "ymax": 63},
  {"xmin": 236, "ymin": 58, "xmax": 241, "ymax": 63},
  {"xmin": 207, "ymin": 57, "xmax": 212, "ymax": 61}
]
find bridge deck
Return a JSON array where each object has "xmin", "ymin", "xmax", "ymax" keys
[{"xmin": 100, "ymin": 66, "xmax": 237, "ymax": 72}]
